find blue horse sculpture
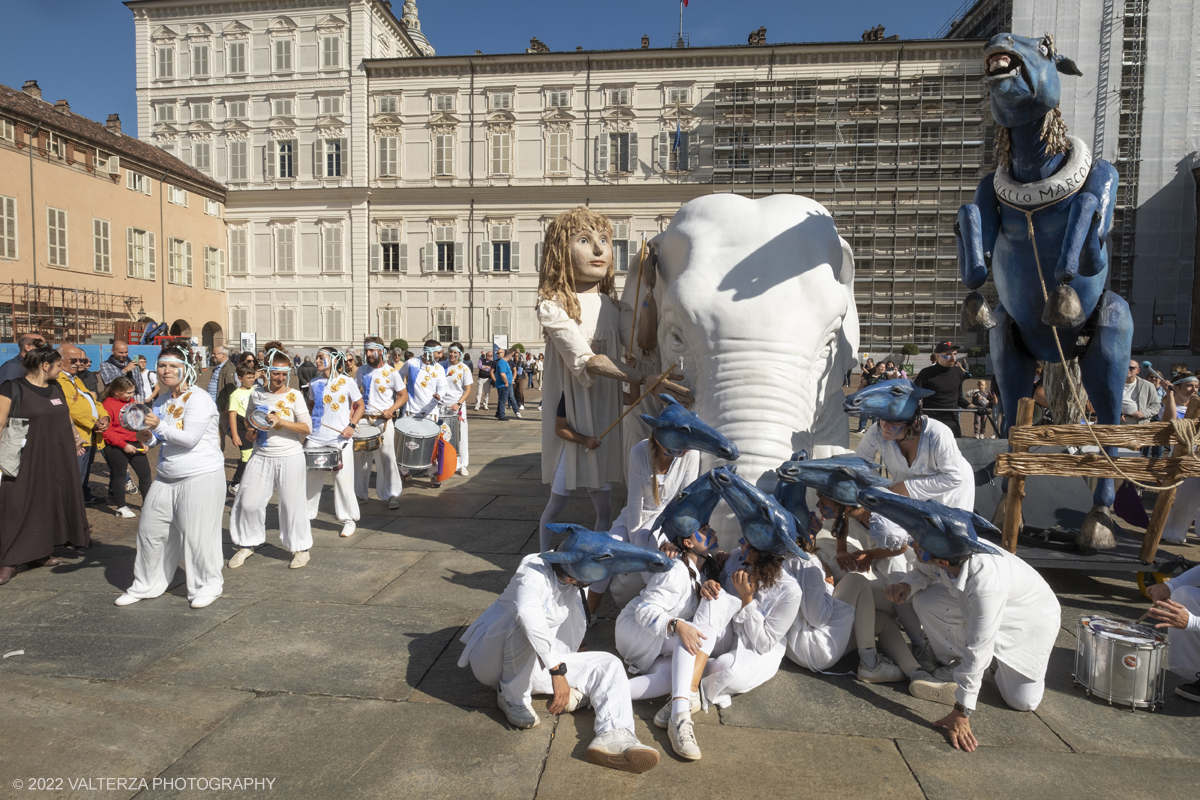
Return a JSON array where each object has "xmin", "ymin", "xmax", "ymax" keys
[{"xmin": 956, "ymin": 32, "xmax": 1131, "ymax": 549}]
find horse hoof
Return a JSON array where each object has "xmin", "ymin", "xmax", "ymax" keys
[
  {"xmin": 1077, "ymin": 505, "xmax": 1118, "ymax": 550},
  {"xmin": 1042, "ymin": 284, "xmax": 1087, "ymax": 329},
  {"xmin": 961, "ymin": 291, "xmax": 998, "ymax": 333}
]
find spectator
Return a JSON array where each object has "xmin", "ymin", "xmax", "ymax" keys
[
  {"xmin": 493, "ymin": 348, "xmax": 514, "ymax": 421},
  {"xmin": 0, "ymin": 345, "xmax": 91, "ymax": 585},
  {"xmin": 884, "ymin": 360, "xmax": 902, "ymax": 381},
  {"xmin": 209, "ymin": 346, "xmax": 238, "ymax": 451},
  {"xmin": 1157, "ymin": 371, "xmax": 1200, "ymax": 545},
  {"xmin": 969, "ymin": 379, "xmax": 998, "ymax": 439},
  {"xmin": 855, "ymin": 362, "xmax": 887, "ymax": 432},
  {"xmin": 58, "ymin": 343, "xmax": 110, "ymax": 504},
  {"xmin": 136, "ymin": 355, "xmax": 158, "ymax": 401},
  {"xmin": 100, "ymin": 377, "xmax": 153, "ymax": 519},
  {"xmin": 296, "ymin": 355, "xmax": 319, "ymax": 395},
  {"xmin": 77, "ymin": 357, "xmax": 100, "ymax": 395},
  {"xmin": 475, "ymin": 351, "xmax": 493, "ymax": 411},
  {"xmin": 0, "ymin": 331, "xmax": 48, "ymax": 386},
  {"xmin": 1120, "ymin": 359, "xmax": 1161, "ymax": 424},
  {"xmin": 226, "ymin": 363, "xmax": 257, "ymax": 494},
  {"xmin": 100, "ymin": 341, "xmax": 142, "ymax": 400},
  {"xmin": 512, "ymin": 353, "xmax": 527, "ymax": 412},
  {"xmin": 914, "ymin": 341, "xmax": 971, "ymax": 437},
  {"xmin": 293, "ymin": 354, "xmax": 302, "ymax": 369}
]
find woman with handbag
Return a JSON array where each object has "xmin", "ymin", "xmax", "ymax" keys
[{"xmin": 0, "ymin": 345, "xmax": 91, "ymax": 585}]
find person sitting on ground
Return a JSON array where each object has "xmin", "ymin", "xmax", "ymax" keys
[{"xmin": 1146, "ymin": 562, "xmax": 1200, "ymax": 703}]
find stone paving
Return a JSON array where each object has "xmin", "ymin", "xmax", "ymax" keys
[{"xmin": 1, "ymin": 392, "xmax": 1199, "ymax": 799}]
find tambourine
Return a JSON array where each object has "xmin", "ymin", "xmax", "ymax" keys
[
  {"xmin": 119, "ymin": 403, "xmax": 152, "ymax": 432},
  {"xmin": 247, "ymin": 408, "xmax": 275, "ymax": 431}
]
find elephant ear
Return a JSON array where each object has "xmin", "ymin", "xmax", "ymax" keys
[{"xmin": 835, "ymin": 237, "xmax": 855, "ymax": 288}]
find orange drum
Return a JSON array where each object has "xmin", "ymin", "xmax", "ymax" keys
[{"xmin": 431, "ymin": 437, "xmax": 457, "ymax": 482}]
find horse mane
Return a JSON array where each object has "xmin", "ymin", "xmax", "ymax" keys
[
  {"xmin": 1042, "ymin": 359, "xmax": 1088, "ymax": 425},
  {"xmin": 994, "ymin": 107, "xmax": 1071, "ymax": 169}
]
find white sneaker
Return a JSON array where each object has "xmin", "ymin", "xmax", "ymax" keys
[
  {"xmin": 909, "ymin": 670, "xmax": 957, "ymax": 705},
  {"xmin": 585, "ymin": 728, "xmax": 659, "ymax": 774},
  {"xmin": 115, "ymin": 506, "xmax": 136, "ymax": 519},
  {"xmin": 126, "ymin": 479, "xmax": 138, "ymax": 496},
  {"xmin": 497, "ymin": 693, "xmax": 539, "ymax": 729},
  {"xmin": 562, "ymin": 687, "xmax": 587, "ymax": 713},
  {"xmin": 654, "ymin": 693, "xmax": 700, "ymax": 729},
  {"xmin": 289, "ymin": 550, "xmax": 310, "ymax": 569},
  {"xmin": 1161, "ymin": 536, "xmax": 1187, "ymax": 545},
  {"xmin": 339, "ymin": 520, "xmax": 357, "ymax": 538},
  {"xmin": 387, "ymin": 496, "xmax": 400, "ymax": 510},
  {"xmin": 518, "ymin": 405, "xmax": 525, "ymax": 410},
  {"xmin": 190, "ymin": 595, "xmax": 218, "ymax": 609},
  {"xmin": 457, "ymin": 467, "xmax": 469, "ymax": 477},
  {"xmin": 515, "ymin": 412, "xmax": 522, "ymax": 418},
  {"xmin": 669, "ymin": 712, "xmax": 702, "ymax": 761},
  {"xmin": 228, "ymin": 548, "xmax": 254, "ymax": 568},
  {"xmin": 858, "ymin": 654, "xmax": 906, "ymax": 683},
  {"xmin": 113, "ymin": 593, "xmax": 141, "ymax": 606}
]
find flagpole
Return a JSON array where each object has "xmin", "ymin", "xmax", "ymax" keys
[{"xmin": 679, "ymin": 1, "xmax": 683, "ymax": 45}]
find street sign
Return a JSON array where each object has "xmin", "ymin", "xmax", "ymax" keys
[{"xmin": 240, "ymin": 332, "xmax": 257, "ymax": 355}]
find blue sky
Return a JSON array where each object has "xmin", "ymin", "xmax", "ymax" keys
[{"xmin": 1, "ymin": 0, "xmax": 969, "ymax": 138}]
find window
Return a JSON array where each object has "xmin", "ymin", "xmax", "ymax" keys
[
  {"xmin": 267, "ymin": 140, "xmax": 295, "ymax": 179},
  {"xmin": 0, "ymin": 117, "xmax": 14, "ymax": 142},
  {"xmin": 610, "ymin": 88, "xmax": 631, "ymax": 106},
  {"xmin": 378, "ymin": 136, "xmax": 398, "ymax": 177},
  {"xmin": 157, "ymin": 46, "xmax": 175, "ymax": 78},
  {"xmin": 226, "ymin": 100, "xmax": 247, "ymax": 119},
  {"xmin": 433, "ymin": 94, "xmax": 454, "ymax": 111},
  {"xmin": 93, "ymin": 219, "xmax": 111, "ymax": 274},
  {"xmin": 491, "ymin": 309, "xmax": 510, "ymax": 338},
  {"xmin": 229, "ymin": 307, "xmax": 249, "ymax": 342},
  {"xmin": 434, "ymin": 225, "xmax": 456, "ymax": 272},
  {"xmin": 547, "ymin": 90, "xmax": 570, "ymax": 108},
  {"xmin": 434, "ymin": 134, "xmax": 454, "ymax": 176},
  {"xmin": 155, "ymin": 104, "xmax": 176, "ymax": 123},
  {"xmin": 435, "ymin": 309, "xmax": 456, "ymax": 342},
  {"xmin": 600, "ymin": 132, "xmax": 636, "ymax": 173},
  {"xmin": 379, "ymin": 227, "xmax": 405, "ymax": 272},
  {"xmin": 204, "ymin": 246, "xmax": 225, "ymax": 290},
  {"xmin": 0, "ymin": 196, "xmax": 15, "ymax": 260},
  {"xmin": 378, "ymin": 95, "xmax": 399, "ymax": 114},
  {"xmin": 667, "ymin": 130, "xmax": 690, "ymax": 171},
  {"xmin": 491, "ymin": 224, "xmax": 511, "ymax": 273},
  {"xmin": 229, "ymin": 228, "xmax": 247, "ymax": 274},
  {"xmin": 227, "ymin": 41, "xmax": 246, "ymax": 74},
  {"xmin": 321, "ymin": 35, "xmax": 341, "ymax": 68},
  {"xmin": 204, "ymin": 198, "xmax": 220, "ymax": 217},
  {"xmin": 192, "ymin": 142, "xmax": 211, "ymax": 172},
  {"xmin": 920, "ymin": 123, "xmax": 940, "ymax": 142},
  {"xmin": 547, "ymin": 131, "xmax": 570, "ymax": 174},
  {"xmin": 127, "ymin": 171, "xmax": 151, "ymax": 195},
  {"xmin": 320, "ymin": 96, "xmax": 342, "ymax": 115},
  {"xmin": 192, "ymin": 45, "xmax": 209, "ymax": 77},
  {"xmin": 273, "ymin": 39, "xmax": 293, "ymax": 71},
  {"xmin": 490, "ymin": 132, "xmax": 511, "ymax": 176},
  {"xmin": 276, "ymin": 227, "xmax": 295, "ymax": 272},
  {"xmin": 667, "ymin": 87, "xmax": 690, "ymax": 105},
  {"xmin": 379, "ymin": 308, "xmax": 400, "ymax": 341},
  {"xmin": 319, "ymin": 139, "xmax": 343, "ymax": 178},
  {"xmin": 168, "ymin": 238, "xmax": 193, "ymax": 286},
  {"xmin": 169, "ymin": 185, "xmax": 188, "ymax": 206},
  {"xmin": 228, "ymin": 141, "xmax": 247, "ymax": 180},
  {"xmin": 491, "ymin": 92, "xmax": 512, "ymax": 110},
  {"xmin": 47, "ymin": 133, "xmax": 65, "ymax": 159},
  {"xmin": 191, "ymin": 102, "xmax": 211, "ymax": 120},
  {"xmin": 612, "ymin": 223, "xmax": 629, "ymax": 271},
  {"xmin": 323, "ymin": 226, "xmax": 343, "ymax": 272},
  {"xmin": 47, "ymin": 208, "xmax": 67, "ymax": 267},
  {"xmin": 277, "ymin": 307, "xmax": 296, "ymax": 341},
  {"xmin": 126, "ymin": 228, "xmax": 156, "ymax": 280},
  {"xmin": 272, "ymin": 98, "xmax": 293, "ymax": 117}
]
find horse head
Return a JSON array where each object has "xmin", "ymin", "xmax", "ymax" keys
[{"xmin": 984, "ymin": 32, "xmax": 1082, "ymax": 128}]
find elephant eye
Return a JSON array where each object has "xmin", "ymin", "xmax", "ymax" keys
[{"xmin": 668, "ymin": 327, "xmax": 686, "ymax": 353}]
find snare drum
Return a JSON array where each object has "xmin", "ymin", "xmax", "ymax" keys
[
  {"xmin": 394, "ymin": 415, "xmax": 441, "ymax": 471},
  {"xmin": 304, "ymin": 445, "xmax": 343, "ymax": 471},
  {"xmin": 119, "ymin": 402, "xmax": 152, "ymax": 432},
  {"xmin": 352, "ymin": 424, "xmax": 384, "ymax": 452},
  {"xmin": 1073, "ymin": 615, "xmax": 1168, "ymax": 711}
]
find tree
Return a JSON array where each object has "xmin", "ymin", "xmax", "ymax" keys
[
  {"xmin": 390, "ymin": 338, "xmax": 408, "ymax": 352},
  {"xmin": 511, "ymin": 343, "xmax": 525, "ymax": 353},
  {"xmin": 900, "ymin": 342, "xmax": 919, "ymax": 356}
]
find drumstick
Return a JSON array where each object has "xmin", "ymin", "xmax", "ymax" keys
[
  {"xmin": 598, "ymin": 359, "xmax": 681, "ymax": 441},
  {"xmin": 1135, "ymin": 609, "xmax": 1153, "ymax": 626},
  {"xmin": 322, "ymin": 423, "xmax": 348, "ymax": 435}
]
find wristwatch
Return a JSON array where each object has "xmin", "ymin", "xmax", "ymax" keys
[
  {"xmin": 667, "ymin": 619, "xmax": 678, "ymax": 635},
  {"xmin": 953, "ymin": 701, "xmax": 973, "ymax": 718},
  {"xmin": 549, "ymin": 663, "xmax": 568, "ymax": 677}
]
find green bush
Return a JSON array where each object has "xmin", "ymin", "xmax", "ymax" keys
[
  {"xmin": 900, "ymin": 342, "xmax": 920, "ymax": 356},
  {"xmin": 967, "ymin": 346, "xmax": 985, "ymax": 359},
  {"xmin": 511, "ymin": 343, "xmax": 525, "ymax": 353},
  {"xmin": 390, "ymin": 338, "xmax": 408, "ymax": 352}
]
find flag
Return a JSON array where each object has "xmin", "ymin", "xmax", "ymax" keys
[
  {"xmin": 683, "ymin": 0, "xmax": 689, "ymax": 6},
  {"xmin": 672, "ymin": 119, "xmax": 682, "ymax": 151}
]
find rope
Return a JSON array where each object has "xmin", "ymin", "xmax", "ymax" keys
[{"xmin": 997, "ymin": 192, "xmax": 1192, "ymax": 491}]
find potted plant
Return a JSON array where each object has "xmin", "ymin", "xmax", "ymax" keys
[
  {"xmin": 967, "ymin": 346, "xmax": 986, "ymax": 377},
  {"xmin": 511, "ymin": 343, "xmax": 525, "ymax": 353},
  {"xmin": 900, "ymin": 342, "xmax": 919, "ymax": 375},
  {"xmin": 390, "ymin": 338, "xmax": 408, "ymax": 352}
]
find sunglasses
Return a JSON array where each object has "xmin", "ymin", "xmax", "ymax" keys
[
  {"xmin": 1128, "ymin": 366, "xmax": 1138, "ymax": 372},
  {"xmin": 67, "ymin": 358, "xmax": 87, "ymax": 364}
]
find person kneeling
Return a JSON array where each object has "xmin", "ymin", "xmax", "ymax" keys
[{"xmin": 1146, "ymin": 562, "xmax": 1200, "ymax": 702}]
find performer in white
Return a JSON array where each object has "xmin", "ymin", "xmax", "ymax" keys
[
  {"xmin": 782, "ymin": 547, "xmax": 855, "ymax": 674},
  {"xmin": 228, "ymin": 349, "xmax": 314, "ymax": 570},
  {"xmin": 442, "ymin": 342, "xmax": 474, "ymax": 477},
  {"xmin": 1146, "ymin": 564, "xmax": 1200, "ymax": 702},
  {"xmin": 115, "ymin": 345, "xmax": 225, "ymax": 609},
  {"xmin": 403, "ymin": 340, "xmax": 449, "ymax": 421},
  {"xmin": 354, "ymin": 337, "xmax": 407, "ymax": 509},
  {"xmin": 304, "ymin": 347, "xmax": 364, "ymax": 538}
]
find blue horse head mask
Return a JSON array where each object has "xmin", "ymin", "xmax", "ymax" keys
[
  {"xmin": 776, "ymin": 455, "xmax": 889, "ymax": 507},
  {"xmin": 710, "ymin": 466, "xmax": 810, "ymax": 559},
  {"xmin": 984, "ymin": 32, "xmax": 1082, "ymax": 129},
  {"xmin": 655, "ymin": 471, "xmax": 725, "ymax": 543},
  {"xmin": 640, "ymin": 394, "xmax": 739, "ymax": 461},
  {"xmin": 857, "ymin": 488, "xmax": 1000, "ymax": 561},
  {"xmin": 540, "ymin": 525, "xmax": 673, "ymax": 584},
  {"xmin": 844, "ymin": 379, "xmax": 933, "ymax": 423}
]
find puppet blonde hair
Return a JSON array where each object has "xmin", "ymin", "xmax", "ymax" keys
[{"xmin": 538, "ymin": 206, "xmax": 617, "ymax": 323}]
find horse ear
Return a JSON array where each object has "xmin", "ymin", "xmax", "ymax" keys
[
  {"xmin": 1055, "ymin": 54, "xmax": 1082, "ymax": 76},
  {"xmin": 970, "ymin": 512, "xmax": 1001, "ymax": 537},
  {"xmin": 658, "ymin": 393, "xmax": 680, "ymax": 407},
  {"xmin": 834, "ymin": 237, "xmax": 855, "ymax": 287},
  {"xmin": 912, "ymin": 386, "xmax": 935, "ymax": 400},
  {"xmin": 639, "ymin": 414, "xmax": 661, "ymax": 428},
  {"xmin": 540, "ymin": 550, "xmax": 584, "ymax": 564}
]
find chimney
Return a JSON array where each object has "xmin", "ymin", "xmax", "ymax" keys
[
  {"xmin": 22, "ymin": 80, "xmax": 41, "ymax": 100},
  {"xmin": 54, "ymin": 99, "xmax": 70, "ymax": 115},
  {"xmin": 106, "ymin": 114, "xmax": 122, "ymax": 135},
  {"xmin": 641, "ymin": 35, "xmax": 649, "ymax": 49}
]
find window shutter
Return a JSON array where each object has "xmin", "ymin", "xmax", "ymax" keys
[
  {"xmin": 423, "ymin": 245, "xmax": 434, "ymax": 273},
  {"xmin": 535, "ymin": 242, "xmax": 542, "ymax": 272},
  {"xmin": 126, "ymin": 171, "xmax": 134, "ymax": 190},
  {"xmin": 370, "ymin": 243, "xmax": 381, "ymax": 272},
  {"xmin": 479, "ymin": 241, "xmax": 491, "ymax": 272},
  {"xmin": 688, "ymin": 132, "xmax": 699, "ymax": 171},
  {"xmin": 597, "ymin": 134, "xmax": 608, "ymax": 173},
  {"xmin": 510, "ymin": 241, "xmax": 521, "ymax": 272},
  {"xmin": 126, "ymin": 227, "xmax": 135, "ymax": 277},
  {"xmin": 399, "ymin": 242, "xmax": 408, "ymax": 273},
  {"xmin": 147, "ymin": 232, "xmax": 156, "ymax": 280},
  {"xmin": 315, "ymin": 139, "xmax": 324, "ymax": 178},
  {"xmin": 658, "ymin": 132, "xmax": 669, "ymax": 170},
  {"xmin": 144, "ymin": 177, "xmax": 152, "ymax": 197},
  {"xmin": 454, "ymin": 243, "xmax": 464, "ymax": 273},
  {"xmin": 337, "ymin": 138, "xmax": 346, "ymax": 177},
  {"xmin": 628, "ymin": 133, "xmax": 638, "ymax": 170},
  {"xmin": 264, "ymin": 142, "xmax": 275, "ymax": 179},
  {"xmin": 184, "ymin": 241, "xmax": 193, "ymax": 285},
  {"xmin": 219, "ymin": 248, "xmax": 226, "ymax": 290}
]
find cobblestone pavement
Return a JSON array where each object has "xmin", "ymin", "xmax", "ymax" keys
[{"xmin": 1, "ymin": 391, "xmax": 1197, "ymax": 799}]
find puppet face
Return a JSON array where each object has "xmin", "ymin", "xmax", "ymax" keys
[{"xmin": 570, "ymin": 226, "xmax": 613, "ymax": 286}]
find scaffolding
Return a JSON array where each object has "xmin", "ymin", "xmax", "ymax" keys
[
  {"xmin": 0, "ymin": 282, "xmax": 144, "ymax": 344},
  {"xmin": 711, "ymin": 69, "xmax": 993, "ymax": 350},
  {"xmin": 1110, "ymin": 0, "xmax": 1149, "ymax": 301}
]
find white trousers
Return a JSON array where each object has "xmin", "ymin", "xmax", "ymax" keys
[
  {"xmin": 457, "ymin": 415, "xmax": 469, "ymax": 469},
  {"xmin": 694, "ymin": 592, "xmax": 786, "ymax": 708},
  {"xmin": 474, "ymin": 378, "xmax": 490, "ymax": 409},
  {"xmin": 354, "ymin": 418, "xmax": 403, "ymax": 501},
  {"xmin": 465, "ymin": 624, "xmax": 635, "ymax": 736},
  {"xmin": 125, "ymin": 469, "xmax": 225, "ymax": 603},
  {"xmin": 1167, "ymin": 585, "xmax": 1200, "ymax": 679},
  {"xmin": 1162, "ymin": 477, "xmax": 1200, "ymax": 542},
  {"xmin": 229, "ymin": 452, "xmax": 313, "ymax": 553},
  {"xmin": 913, "ymin": 584, "xmax": 1045, "ymax": 711},
  {"xmin": 305, "ymin": 440, "xmax": 359, "ymax": 523}
]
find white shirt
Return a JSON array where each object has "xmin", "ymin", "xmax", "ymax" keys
[
  {"xmin": 784, "ymin": 554, "xmax": 855, "ymax": 670},
  {"xmin": 856, "ymin": 416, "xmax": 975, "ymax": 511},
  {"xmin": 443, "ymin": 361, "xmax": 474, "ymax": 405},
  {"xmin": 405, "ymin": 359, "xmax": 449, "ymax": 417},
  {"xmin": 614, "ymin": 439, "xmax": 701, "ymax": 549},
  {"xmin": 150, "ymin": 388, "xmax": 224, "ymax": 481},
  {"xmin": 307, "ymin": 374, "xmax": 362, "ymax": 447},
  {"xmin": 720, "ymin": 547, "xmax": 804, "ymax": 656},
  {"xmin": 249, "ymin": 386, "xmax": 311, "ymax": 457},
  {"xmin": 357, "ymin": 363, "xmax": 405, "ymax": 416},
  {"xmin": 616, "ymin": 558, "xmax": 703, "ymax": 673}
]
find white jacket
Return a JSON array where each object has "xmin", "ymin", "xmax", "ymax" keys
[
  {"xmin": 784, "ymin": 554, "xmax": 855, "ymax": 671},
  {"xmin": 612, "ymin": 439, "xmax": 701, "ymax": 549},
  {"xmin": 615, "ymin": 558, "xmax": 703, "ymax": 674},
  {"xmin": 856, "ymin": 416, "xmax": 975, "ymax": 510}
]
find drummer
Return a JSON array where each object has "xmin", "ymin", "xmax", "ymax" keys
[
  {"xmin": 442, "ymin": 342, "xmax": 474, "ymax": 478},
  {"xmin": 228, "ymin": 347, "xmax": 314, "ymax": 570},
  {"xmin": 1146, "ymin": 564, "xmax": 1200, "ymax": 703},
  {"xmin": 354, "ymin": 337, "xmax": 407, "ymax": 511},
  {"xmin": 304, "ymin": 347, "xmax": 364, "ymax": 538},
  {"xmin": 400, "ymin": 340, "xmax": 450, "ymax": 486}
]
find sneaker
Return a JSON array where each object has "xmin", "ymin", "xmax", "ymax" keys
[
  {"xmin": 126, "ymin": 479, "xmax": 138, "ymax": 496},
  {"xmin": 585, "ymin": 728, "xmax": 659, "ymax": 774},
  {"xmin": 561, "ymin": 687, "xmax": 588, "ymax": 713},
  {"xmin": 654, "ymin": 693, "xmax": 700, "ymax": 729},
  {"xmin": 929, "ymin": 661, "xmax": 959, "ymax": 682},
  {"xmin": 457, "ymin": 467, "xmax": 469, "ymax": 477},
  {"xmin": 228, "ymin": 547, "xmax": 254, "ymax": 569},
  {"xmin": 190, "ymin": 595, "xmax": 218, "ymax": 609},
  {"xmin": 289, "ymin": 550, "xmax": 310, "ymax": 569},
  {"xmin": 113, "ymin": 594, "xmax": 141, "ymax": 606},
  {"xmin": 430, "ymin": 479, "xmax": 441, "ymax": 489},
  {"xmin": 339, "ymin": 520, "xmax": 357, "ymax": 538},
  {"xmin": 387, "ymin": 496, "xmax": 401, "ymax": 510},
  {"xmin": 518, "ymin": 405, "xmax": 525, "ymax": 410},
  {"xmin": 910, "ymin": 641, "xmax": 938, "ymax": 673},
  {"xmin": 858, "ymin": 654, "xmax": 906, "ymax": 683},
  {"xmin": 668, "ymin": 712, "xmax": 702, "ymax": 761},
  {"xmin": 1175, "ymin": 674, "xmax": 1200, "ymax": 703},
  {"xmin": 114, "ymin": 506, "xmax": 136, "ymax": 519},
  {"xmin": 1161, "ymin": 536, "xmax": 1187, "ymax": 545},
  {"xmin": 515, "ymin": 412, "xmax": 522, "ymax": 418},
  {"xmin": 229, "ymin": 484, "xmax": 240, "ymax": 496},
  {"xmin": 909, "ymin": 670, "xmax": 957, "ymax": 705},
  {"xmin": 497, "ymin": 693, "xmax": 540, "ymax": 729}
]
